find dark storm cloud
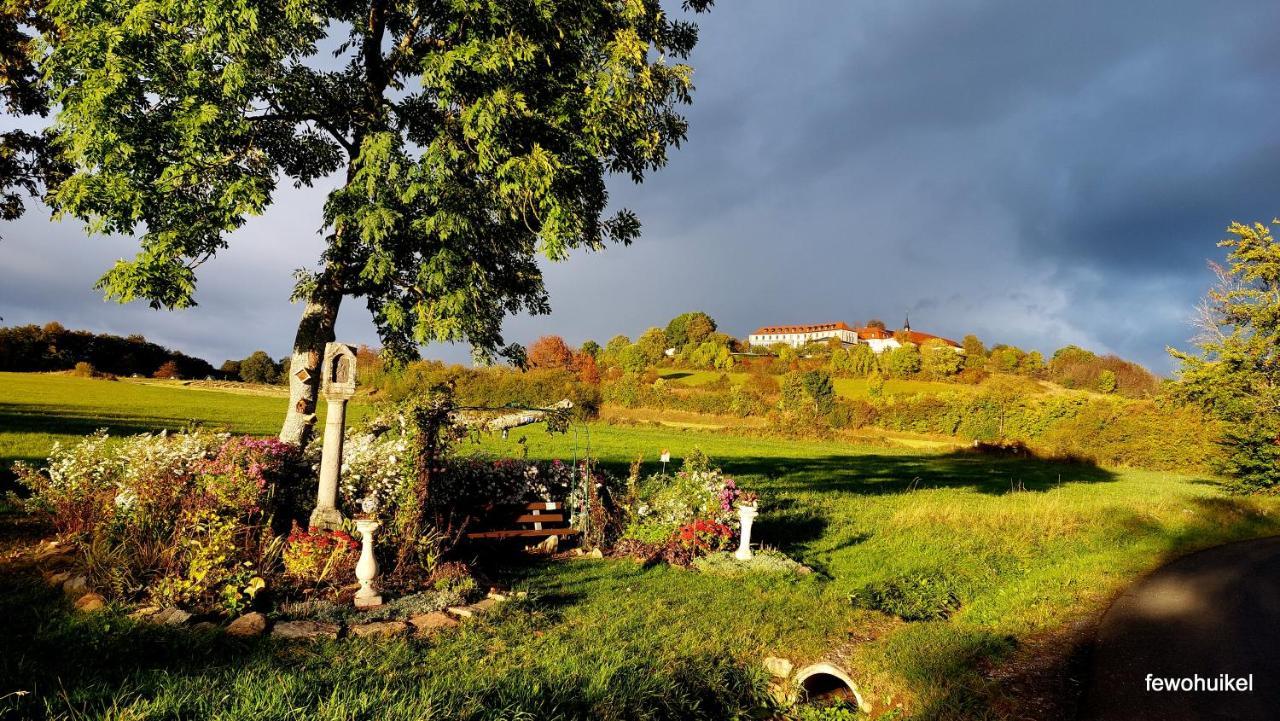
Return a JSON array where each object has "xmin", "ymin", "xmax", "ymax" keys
[{"xmin": 3, "ymin": 0, "xmax": 1277, "ymax": 373}]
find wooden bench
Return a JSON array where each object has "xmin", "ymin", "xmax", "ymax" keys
[{"xmin": 464, "ymin": 501, "xmax": 580, "ymax": 540}]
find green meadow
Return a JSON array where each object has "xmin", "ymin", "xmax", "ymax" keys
[
  {"xmin": 656, "ymin": 368, "xmax": 975, "ymax": 399},
  {"xmin": 4, "ymin": 372, "xmax": 1279, "ymax": 719}
]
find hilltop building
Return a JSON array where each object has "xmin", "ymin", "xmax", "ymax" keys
[{"xmin": 748, "ymin": 317, "xmax": 961, "ymax": 354}]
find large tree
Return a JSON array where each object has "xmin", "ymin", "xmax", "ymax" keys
[
  {"xmin": 1171, "ymin": 220, "xmax": 1280, "ymax": 492},
  {"xmin": 35, "ymin": 0, "xmax": 713, "ymax": 444},
  {"xmin": 1, "ymin": 0, "xmax": 67, "ymax": 238}
]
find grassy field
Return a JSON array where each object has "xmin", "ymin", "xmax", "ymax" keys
[
  {"xmin": 0, "ymin": 372, "xmax": 365, "ymax": 482},
  {"xmin": 656, "ymin": 368, "xmax": 980, "ymax": 399},
  {"xmin": 3, "ymin": 373, "xmax": 1279, "ymax": 719}
]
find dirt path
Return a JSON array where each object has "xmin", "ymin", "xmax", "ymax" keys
[{"xmin": 1079, "ymin": 536, "xmax": 1280, "ymax": 720}]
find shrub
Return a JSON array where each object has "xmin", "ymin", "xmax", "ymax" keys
[
  {"xmin": 72, "ymin": 361, "xmax": 96, "ymax": 377},
  {"xmin": 851, "ymin": 570, "xmax": 963, "ymax": 621},
  {"xmin": 282, "ymin": 524, "xmax": 359, "ymax": 584},
  {"xmin": 153, "ymin": 360, "xmax": 181, "ymax": 379},
  {"xmin": 691, "ymin": 549, "xmax": 808, "ymax": 578},
  {"xmin": 676, "ymin": 518, "xmax": 734, "ymax": 554},
  {"xmin": 13, "ymin": 429, "xmax": 306, "ymax": 613}
]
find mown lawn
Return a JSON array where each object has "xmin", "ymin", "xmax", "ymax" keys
[{"xmin": 3, "ymin": 372, "xmax": 1279, "ymax": 719}]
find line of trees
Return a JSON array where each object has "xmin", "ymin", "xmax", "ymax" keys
[{"xmin": 0, "ymin": 322, "xmax": 216, "ymax": 379}]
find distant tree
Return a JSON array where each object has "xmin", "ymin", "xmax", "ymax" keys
[
  {"xmin": 527, "ymin": 335, "xmax": 575, "ymax": 370},
  {"xmin": 1171, "ymin": 220, "xmax": 1280, "ymax": 492},
  {"xmin": 884, "ymin": 344, "xmax": 921, "ymax": 378},
  {"xmin": 829, "ymin": 348, "xmax": 855, "ymax": 377},
  {"xmin": 981, "ymin": 375, "xmax": 1032, "ymax": 438},
  {"xmin": 664, "ymin": 311, "xmax": 717, "ymax": 349},
  {"xmin": 636, "ymin": 327, "xmax": 670, "ymax": 366},
  {"xmin": 600, "ymin": 335, "xmax": 632, "ymax": 368},
  {"xmin": 277, "ymin": 356, "xmax": 291, "ymax": 385},
  {"xmin": 920, "ymin": 338, "xmax": 963, "ymax": 378},
  {"xmin": 618, "ymin": 344, "xmax": 649, "ymax": 374},
  {"xmin": 849, "ymin": 344, "xmax": 877, "ymax": 376},
  {"xmin": 867, "ymin": 369, "xmax": 886, "ymax": 398},
  {"xmin": 988, "ymin": 345, "xmax": 1025, "ymax": 373},
  {"xmin": 1097, "ymin": 369, "xmax": 1118, "ymax": 393},
  {"xmin": 962, "ymin": 334, "xmax": 987, "ymax": 369},
  {"xmin": 780, "ymin": 372, "xmax": 806, "ymax": 411},
  {"xmin": 865, "ymin": 319, "xmax": 887, "ymax": 330},
  {"xmin": 774, "ymin": 344, "xmax": 799, "ymax": 364},
  {"xmin": 572, "ymin": 351, "xmax": 601, "ymax": 385},
  {"xmin": 153, "ymin": 360, "xmax": 181, "ymax": 379},
  {"xmin": 800, "ymin": 369, "xmax": 836, "ymax": 414},
  {"xmin": 239, "ymin": 351, "xmax": 280, "ymax": 384},
  {"xmin": 579, "ymin": 340, "xmax": 601, "ymax": 360},
  {"xmin": 219, "ymin": 359, "xmax": 242, "ymax": 378},
  {"xmin": 1020, "ymin": 350, "xmax": 1046, "ymax": 377}
]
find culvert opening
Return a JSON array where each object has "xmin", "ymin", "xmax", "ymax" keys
[{"xmin": 794, "ymin": 662, "xmax": 868, "ymax": 711}]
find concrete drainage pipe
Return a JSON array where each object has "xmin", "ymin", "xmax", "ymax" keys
[{"xmin": 794, "ymin": 662, "xmax": 870, "ymax": 713}]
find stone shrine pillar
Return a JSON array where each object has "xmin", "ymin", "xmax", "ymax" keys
[{"xmin": 310, "ymin": 342, "xmax": 357, "ymax": 530}]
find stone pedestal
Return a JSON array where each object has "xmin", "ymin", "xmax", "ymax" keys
[
  {"xmin": 354, "ymin": 518, "xmax": 382, "ymax": 608},
  {"xmin": 310, "ymin": 397, "xmax": 348, "ymax": 529},
  {"xmin": 735, "ymin": 504, "xmax": 758, "ymax": 561},
  {"xmin": 309, "ymin": 342, "xmax": 357, "ymax": 530}
]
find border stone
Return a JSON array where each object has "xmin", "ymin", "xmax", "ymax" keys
[
  {"xmin": 226, "ymin": 612, "xmax": 268, "ymax": 637},
  {"xmin": 272, "ymin": 620, "xmax": 341, "ymax": 640},
  {"xmin": 408, "ymin": 611, "xmax": 459, "ymax": 633},
  {"xmin": 74, "ymin": 593, "xmax": 106, "ymax": 613},
  {"xmin": 350, "ymin": 620, "xmax": 409, "ymax": 638}
]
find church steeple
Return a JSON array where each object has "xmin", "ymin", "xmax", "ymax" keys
[{"xmin": 903, "ymin": 312, "xmax": 911, "ymax": 332}]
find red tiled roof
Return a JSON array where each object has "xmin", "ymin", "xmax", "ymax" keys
[{"xmin": 751, "ymin": 322, "xmax": 854, "ymax": 335}]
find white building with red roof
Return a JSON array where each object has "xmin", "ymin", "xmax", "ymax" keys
[{"xmin": 748, "ymin": 316, "xmax": 961, "ymax": 354}]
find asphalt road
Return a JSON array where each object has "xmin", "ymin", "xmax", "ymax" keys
[{"xmin": 1079, "ymin": 536, "xmax": 1280, "ymax": 721}]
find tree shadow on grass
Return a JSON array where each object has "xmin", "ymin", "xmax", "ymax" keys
[
  {"xmin": 0, "ymin": 403, "xmax": 223, "ymax": 438},
  {"xmin": 0, "ymin": 571, "xmax": 769, "ymax": 721},
  {"xmin": 716, "ymin": 446, "xmax": 1117, "ymax": 497}
]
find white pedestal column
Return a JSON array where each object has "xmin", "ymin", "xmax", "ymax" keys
[
  {"xmin": 310, "ymin": 398, "xmax": 347, "ymax": 530},
  {"xmin": 735, "ymin": 504, "xmax": 758, "ymax": 561},
  {"xmin": 354, "ymin": 518, "xmax": 382, "ymax": 608}
]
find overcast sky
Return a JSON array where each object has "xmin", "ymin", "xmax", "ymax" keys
[{"xmin": 3, "ymin": 0, "xmax": 1278, "ymax": 373}]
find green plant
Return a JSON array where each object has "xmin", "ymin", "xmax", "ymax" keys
[
  {"xmin": 851, "ymin": 570, "xmax": 963, "ymax": 621},
  {"xmin": 282, "ymin": 525, "xmax": 358, "ymax": 584}
]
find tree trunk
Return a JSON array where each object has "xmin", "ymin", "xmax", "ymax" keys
[{"xmin": 279, "ymin": 275, "xmax": 344, "ymax": 446}]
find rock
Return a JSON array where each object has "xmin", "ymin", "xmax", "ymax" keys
[
  {"xmin": 350, "ymin": 620, "xmax": 409, "ymax": 639},
  {"xmin": 44, "ymin": 571, "xmax": 71, "ymax": 588},
  {"xmin": 128, "ymin": 605, "xmax": 161, "ymax": 620},
  {"xmin": 271, "ymin": 620, "xmax": 341, "ymax": 640},
  {"xmin": 763, "ymin": 656, "xmax": 794, "ymax": 679},
  {"xmin": 226, "ymin": 612, "xmax": 268, "ymax": 637},
  {"xmin": 39, "ymin": 554, "xmax": 77, "ymax": 569},
  {"xmin": 152, "ymin": 608, "xmax": 192, "ymax": 626},
  {"xmin": 588, "ymin": 548, "xmax": 604, "ymax": 559},
  {"xmin": 61, "ymin": 575, "xmax": 89, "ymax": 598},
  {"xmin": 447, "ymin": 597, "xmax": 499, "ymax": 619},
  {"xmin": 408, "ymin": 611, "xmax": 459, "ymax": 633},
  {"xmin": 73, "ymin": 593, "xmax": 106, "ymax": 613},
  {"xmin": 538, "ymin": 535, "xmax": 558, "ymax": 553}
]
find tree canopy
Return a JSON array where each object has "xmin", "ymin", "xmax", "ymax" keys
[
  {"xmin": 30, "ymin": 0, "xmax": 713, "ymax": 441},
  {"xmin": 1172, "ymin": 220, "xmax": 1280, "ymax": 492}
]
